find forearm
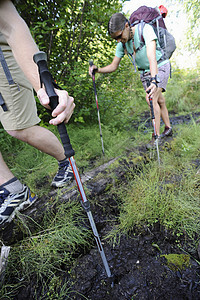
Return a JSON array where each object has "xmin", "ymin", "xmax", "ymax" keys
[
  {"xmin": 146, "ymin": 41, "xmax": 158, "ymax": 77},
  {"xmin": 98, "ymin": 64, "xmax": 117, "ymax": 74},
  {"xmin": 146, "ymin": 40, "xmax": 159, "ymax": 97},
  {"xmin": 97, "ymin": 56, "xmax": 121, "ymax": 74},
  {"xmin": 148, "ymin": 56, "xmax": 158, "ymax": 77},
  {"xmin": 0, "ymin": 1, "xmax": 40, "ymax": 92}
]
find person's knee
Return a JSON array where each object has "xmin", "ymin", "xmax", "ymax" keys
[
  {"xmin": 6, "ymin": 129, "xmax": 27, "ymax": 141},
  {"xmin": 158, "ymin": 94, "xmax": 166, "ymax": 107}
]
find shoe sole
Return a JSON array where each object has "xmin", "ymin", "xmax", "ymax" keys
[{"xmin": 51, "ymin": 177, "xmax": 74, "ymax": 188}]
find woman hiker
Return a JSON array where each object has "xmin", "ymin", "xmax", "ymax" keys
[{"xmin": 89, "ymin": 12, "xmax": 173, "ymax": 148}]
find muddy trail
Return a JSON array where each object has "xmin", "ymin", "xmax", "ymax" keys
[{"xmin": 2, "ymin": 112, "xmax": 200, "ymax": 300}]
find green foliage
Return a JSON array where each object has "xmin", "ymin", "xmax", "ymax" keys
[
  {"xmin": 94, "ymin": 56, "xmax": 145, "ymax": 129},
  {"xmin": 161, "ymin": 254, "xmax": 190, "ymax": 271},
  {"xmin": 1, "ymin": 68, "xmax": 200, "ymax": 298},
  {"xmin": 171, "ymin": 122, "xmax": 200, "ymax": 161},
  {"xmin": 165, "ymin": 68, "xmax": 200, "ymax": 113},
  {"xmin": 1, "ymin": 201, "xmax": 90, "ymax": 298},
  {"xmin": 0, "ymin": 119, "xmax": 136, "ymax": 195},
  {"xmin": 110, "ymin": 122, "xmax": 200, "ymax": 243},
  {"xmin": 16, "ymin": 0, "xmax": 126, "ymax": 122},
  {"xmin": 176, "ymin": 0, "xmax": 200, "ymax": 50},
  {"xmin": 58, "ymin": 121, "xmax": 136, "ymax": 170},
  {"xmin": 1, "ymin": 2, "xmax": 200, "ymax": 298}
]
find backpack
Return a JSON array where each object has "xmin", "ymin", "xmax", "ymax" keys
[{"xmin": 129, "ymin": 5, "xmax": 176, "ymax": 61}]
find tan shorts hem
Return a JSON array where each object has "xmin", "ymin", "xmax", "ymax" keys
[{"xmin": 0, "ymin": 83, "xmax": 41, "ymax": 130}]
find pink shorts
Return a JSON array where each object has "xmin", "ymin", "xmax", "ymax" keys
[{"xmin": 140, "ymin": 61, "xmax": 171, "ymax": 92}]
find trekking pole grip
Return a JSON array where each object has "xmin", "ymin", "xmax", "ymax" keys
[
  {"xmin": 89, "ymin": 60, "xmax": 98, "ymax": 76},
  {"xmin": 33, "ymin": 51, "xmax": 75, "ymax": 158},
  {"xmin": 89, "ymin": 60, "xmax": 94, "ymax": 76}
]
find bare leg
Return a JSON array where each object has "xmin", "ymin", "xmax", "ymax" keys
[
  {"xmin": 157, "ymin": 92, "xmax": 171, "ymax": 128},
  {"xmin": 152, "ymin": 98, "xmax": 161, "ymax": 136},
  {"xmin": 146, "ymin": 92, "xmax": 161, "ymax": 136},
  {"xmin": 0, "ymin": 152, "xmax": 15, "ymax": 185},
  {"xmin": 7, "ymin": 125, "xmax": 66, "ymax": 161},
  {"xmin": 146, "ymin": 88, "xmax": 171, "ymax": 136}
]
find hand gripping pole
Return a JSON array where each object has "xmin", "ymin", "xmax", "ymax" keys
[
  {"xmin": 33, "ymin": 52, "xmax": 112, "ymax": 280},
  {"xmin": 146, "ymin": 79, "xmax": 160, "ymax": 165},
  {"xmin": 89, "ymin": 60, "xmax": 105, "ymax": 156}
]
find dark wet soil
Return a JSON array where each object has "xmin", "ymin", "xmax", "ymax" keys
[
  {"xmin": 65, "ymin": 111, "xmax": 200, "ymax": 300},
  {"xmin": 5, "ymin": 112, "xmax": 200, "ymax": 299},
  {"xmin": 68, "ymin": 230, "xmax": 200, "ymax": 300}
]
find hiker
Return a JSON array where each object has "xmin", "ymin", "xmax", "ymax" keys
[
  {"xmin": 0, "ymin": 0, "xmax": 75, "ymax": 226},
  {"xmin": 89, "ymin": 11, "xmax": 173, "ymax": 148}
]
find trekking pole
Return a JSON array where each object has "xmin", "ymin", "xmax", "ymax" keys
[
  {"xmin": 146, "ymin": 79, "xmax": 160, "ymax": 165},
  {"xmin": 89, "ymin": 60, "xmax": 105, "ymax": 156},
  {"xmin": 33, "ymin": 52, "xmax": 113, "ymax": 281}
]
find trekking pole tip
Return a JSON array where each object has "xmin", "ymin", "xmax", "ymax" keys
[{"xmin": 109, "ymin": 273, "xmax": 115, "ymax": 288}]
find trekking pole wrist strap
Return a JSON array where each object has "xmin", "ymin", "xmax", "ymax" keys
[
  {"xmin": 151, "ymin": 81, "xmax": 158, "ymax": 87},
  {"xmin": 150, "ymin": 75, "xmax": 160, "ymax": 83},
  {"xmin": 89, "ymin": 60, "xmax": 98, "ymax": 74},
  {"xmin": 93, "ymin": 67, "xmax": 98, "ymax": 74}
]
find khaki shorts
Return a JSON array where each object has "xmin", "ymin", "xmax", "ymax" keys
[{"xmin": 0, "ymin": 34, "xmax": 40, "ymax": 130}]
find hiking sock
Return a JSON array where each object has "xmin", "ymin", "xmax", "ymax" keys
[
  {"xmin": 58, "ymin": 157, "xmax": 69, "ymax": 166},
  {"xmin": 0, "ymin": 177, "xmax": 24, "ymax": 193}
]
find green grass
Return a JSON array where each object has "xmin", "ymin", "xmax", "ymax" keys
[
  {"xmin": 0, "ymin": 67, "xmax": 200, "ymax": 298},
  {"xmin": 165, "ymin": 69, "xmax": 200, "ymax": 113},
  {"xmin": 0, "ymin": 200, "xmax": 91, "ymax": 299},
  {"xmin": 0, "ymin": 118, "xmax": 138, "ymax": 197},
  {"xmin": 108, "ymin": 122, "xmax": 200, "ymax": 244}
]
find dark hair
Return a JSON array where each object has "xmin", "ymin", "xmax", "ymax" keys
[{"xmin": 108, "ymin": 13, "xmax": 128, "ymax": 35}]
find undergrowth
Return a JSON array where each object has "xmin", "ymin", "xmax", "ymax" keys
[
  {"xmin": 0, "ymin": 67, "xmax": 199, "ymax": 298},
  {"xmin": 107, "ymin": 122, "xmax": 200, "ymax": 247},
  {"xmin": 0, "ymin": 200, "xmax": 91, "ymax": 299}
]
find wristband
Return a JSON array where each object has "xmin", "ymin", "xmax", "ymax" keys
[
  {"xmin": 151, "ymin": 81, "xmax": 158, "ymax": 87},
  {"xmin": 150, "ymin": 75, "xmax": 160, "ymax": 83}
]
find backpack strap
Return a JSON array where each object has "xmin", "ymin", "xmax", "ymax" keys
[
  {"xmin": 0, "ymin": 93, "xmax": 8, "ymax": 111},
  {"xmin": 127, "ymin": 53, "xmax": 137, "ymax": 72},
  {"xmin": 156, "ymin": 18, "xmax": 160, "ymax": 41},
  {"xmin": 122, "ymin": 43, "xmax": 137, "ymax": 72},
  {"xmin": 136, "ymin": 21, "xmax": 164, "ymax": 58},
  {"xmin": 135, "ymin": 22, "xmax": 145, "ymax": 52},
  {"xmin": 0, "ymin": 47, "xmax": 15, "ymax": 111},
  {"xmin": 136, "ymin": 15, "xmax": 164, "ymax": 49},
  {"xmin": 0, "ymin": 47, "xmax": 15, "ymax": 85}
]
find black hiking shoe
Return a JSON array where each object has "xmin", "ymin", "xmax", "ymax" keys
[
  {"xmin": 0, "ymin": 185, "xmax": 37, "ymax": 226},
  {"xmin": 160, "ymin": 127, "xmax": 173, "ymax": 138},
  {"xmin": 51, "ymin": 159, "xmax": 74, "ymax": 188}
]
